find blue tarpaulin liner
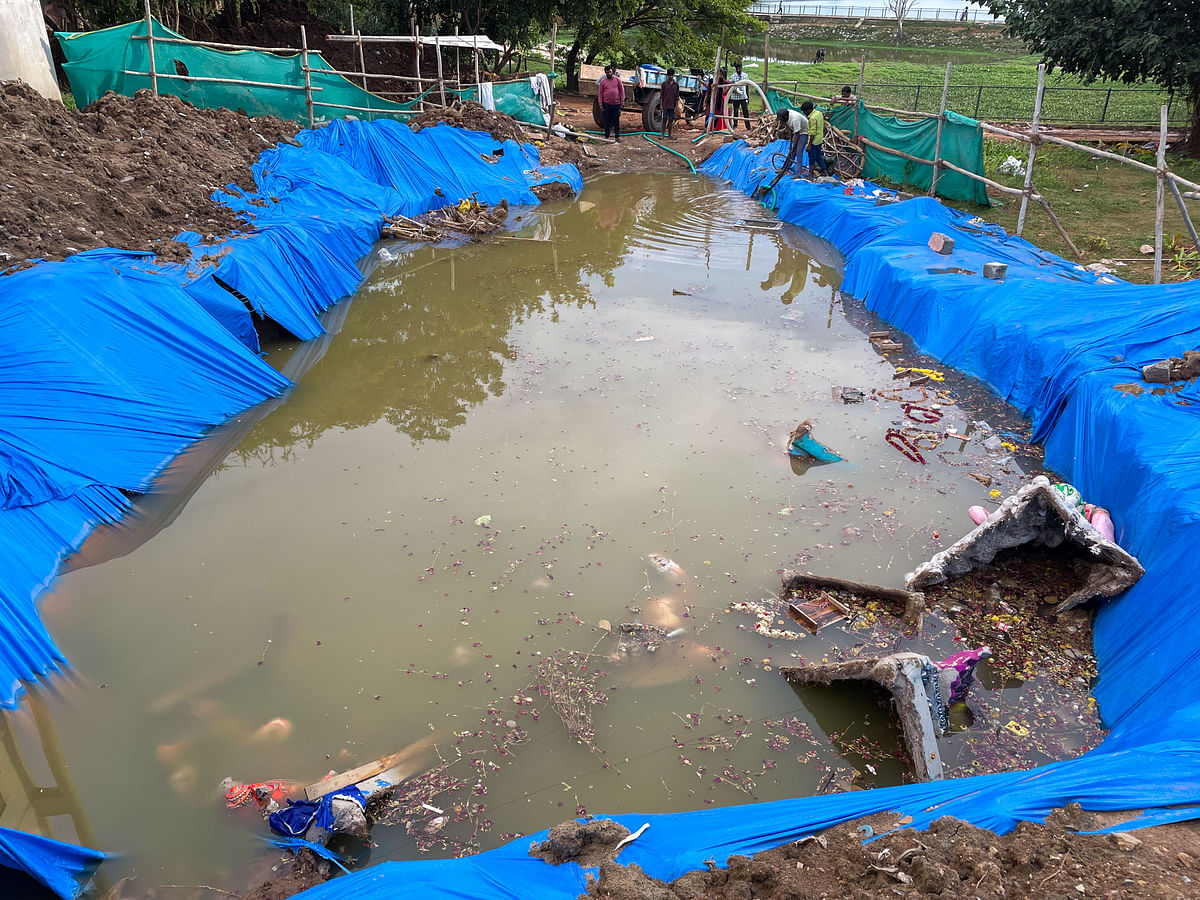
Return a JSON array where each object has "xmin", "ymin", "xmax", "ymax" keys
[
  {"xmin": 278, "ymin": 140, "xmax": 1200, "ymax": 899},
  {"xmin": 0, "ymin": 826, "xmax": 104, "ymax": 899},
  {"xmin": 0, "ymin": 120, "xmax": 579, "ymax": 894}
]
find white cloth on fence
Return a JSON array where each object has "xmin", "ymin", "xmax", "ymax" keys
[
  {"xmin": 530, "ymin": 73, "xmax": 552, "ymax": 108},
  {"xmin": 478, "ymin": 81, "xmax": 495, "ymax": 111}
]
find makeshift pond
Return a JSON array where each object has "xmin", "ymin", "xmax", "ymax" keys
[{"xmin": 14, "ymin": 173, "xmax": 1116, "ymax": 891}]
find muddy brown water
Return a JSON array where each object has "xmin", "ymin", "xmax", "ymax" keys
[{"xmin": 16, "ymin": 173, "xmax": 1089, "ymax": 889}]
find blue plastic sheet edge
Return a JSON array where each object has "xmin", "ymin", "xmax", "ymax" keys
[
  {"xmin": 0, "ymin": 826, "xmax": 105, "ymax": 899},
  {"xmin": 0, "ymin": 120, "xmax": 580, "ymax": 895}
]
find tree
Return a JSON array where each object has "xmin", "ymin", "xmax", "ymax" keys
[
  {"xmin": 987, "ymin": 0, "xmax": 1200, "ymax": 151},
  {"xmin": 887, "ymin": 0, "xmax": 916, "ymax": 39},
  {"xmin": 556, "ymin": 0, "xmax": 762, "ymax": 92}
]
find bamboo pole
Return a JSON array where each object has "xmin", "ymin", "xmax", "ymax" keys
[
  {"xmin": 763, "ymin": 28, "xmax": 770, "ymax": 96},
  {"xmin": 453, "ymin": 26, "xmax": 460, "ymax": 81},
  {"xmin": 1167, "ymin": 178, "xmax": 1200, "ymax": 251},
  {"xmin": 300, "ymin": 26, "xmax": 315, "ymax": 128},
  {"xmin": 350, "ymin": 5, "xmax": 368, "ymax": 89},
  {"xmin": 1016, "ymin": 64, "xmax": 1045, "ymax": 236},
  {"xmin": 1167, "ymin": 171, "xmax": 1200, "ymax": 193},
  {"xmin": 1154, "ymin": 104, "xmax": 1167, "ymax": 284},
  {"xmin": 930, "ymin": 62, "xmax": 950, "ymax": 196},
  {"xmin": 473, "ymin": 34, "xmax": 480, "ymax": 87},
  {"xmin": 1037, "ymin": 195, "xmax": 1082, "ymax": 258},
  {"xmin": 435, "ymin": 33, "xmax": 446, "ymax": 106},
  {"xmin": 978, "ymin": 120, "xmax": 1033, "ymax": 142},
  {"xmin": 120, "ymin": 69, "xmax": 313, "ymax": 91},
  {"xmin": 142, "ymin": 0, "xmax": 158, "ymax": 95},
  {"xmin": 853, "ymin": 54, "xmax": 864, "ymax": 139},
  {"xmin": 413, "ymin": 21, "xmax": 423, "ymax": 102},
  {"xmin": 939, "ymin": 159, "xmax": 1032, "ymax": 196},
  {"xmin": 1037, "ymin": 132, "xmax": 1160, "ymax": 175},
  {"xmin": 131, "ymin": 33, "xmax": 299, "ymax": 53},
  {"xmin": 708, "ymin": 26, "xmax": 725, "ymax": 133},
  {"xmin": 549, "ymin": 22, "xmax": 557, "ymax": 127}
]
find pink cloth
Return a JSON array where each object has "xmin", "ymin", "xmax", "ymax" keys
[{"xmin": 597, "ymin": 75, "xmax": 625, "ymax": 106}]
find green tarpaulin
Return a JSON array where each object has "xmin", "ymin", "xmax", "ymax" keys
[
  {"xmin": 766, "ymin": 88, "xmax": 989, "ymax": 206},
  {"xmin": 57, "ymin": 19, "xmax": 547, "ymax": 128}
]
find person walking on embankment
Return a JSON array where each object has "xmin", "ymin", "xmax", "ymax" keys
[{"xmin": 598, "ymin": 64, "xmax": 625, "ymax": 141}]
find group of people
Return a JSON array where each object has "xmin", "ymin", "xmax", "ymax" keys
[{"xmin": 776, "ymin": 100, "xmax": 835, "ymax": 179}]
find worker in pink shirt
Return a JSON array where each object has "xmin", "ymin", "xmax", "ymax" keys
[{"xmin": 597, "ymin": 63, "xmax": 626, "ymax": 141}]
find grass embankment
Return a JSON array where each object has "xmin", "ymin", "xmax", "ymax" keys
[{"xmin": 769, "ymin": 19, "xmax": 1027, "ymax": 54}]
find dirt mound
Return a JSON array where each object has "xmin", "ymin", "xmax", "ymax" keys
[
  {"xmin": 577, "ymin": 807, "xmax": 1199, "ymax": 899},
  {"xmin": 409, "ymin": 100, "xmax": 528, "ymax": 145},
  {"xmin": 0, "ymin": 81, "xmax": 298, "ymax": 266},
  {"xmin": 531, "ymin": 819, "xmax": 633, "ymax": 867},
  {"xmin": 409, "ymin": 100, "xmax": 596, "ymax": 175}
]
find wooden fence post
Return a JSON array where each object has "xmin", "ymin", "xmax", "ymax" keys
[
  {"xmin": 300, "ymin": 26, "xmax": 315, "ymax": 129},
  {"xmin": 1154, "ymin": 104, "xmax": 1167, "ymax": 284},
  {"xmin": 1016, "ymin": 64, "xmax": 1045, "ymax": 236},
  {"xmin": 930, "ymin": 62, "xmax": 950, "ymax": 197},
  {"xmin": 142, "ymin": 0, "xmax": 158, "ymax": 96},
  {"xmin": 473, "ymin": 34, "xmax": 480, "ymax": 88}
]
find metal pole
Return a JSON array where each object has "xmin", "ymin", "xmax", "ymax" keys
[
  {"xmin": 708, "ymin": 26, "xmax": 726, "ymax": 133},
  {"xmin": 454, "ymin": 26, "xmax": 460, "ymax": 83},
  {"xmin": 435, "ymin": 33, "xmax": 446, "ymax": 106},
  {"xmin": 973, "ymin": 84, "xmax": 982, "ymax": 118},
  {"xmin": 1154, "ymin": 104, "xmax": 1167, "ymax": 284},
  {"xmin": 1100, "ymin": 87, "xmax": 1111, "ymax": 123},
  {"xmin": 930, "ymin": 62, "xmax": 950, "ymax": 196},
  {"xmin": 1016, "ymin": 64, "xmax": 1045, "ymax": 236},
  {"xmin": 142, "ymin": 0, "xmax": 158, "ymax": 95},
  {"xmin": 854, "ymin": 55, "xmax": 864, "ymax": 139},
  {"xmin": 300, "ymin": 25, "xmax": 315, "ymax": 129}
]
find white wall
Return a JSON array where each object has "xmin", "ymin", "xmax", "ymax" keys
[{"xmin": 0, "ymin": 0, "xmax": 61, "ymax": 101}]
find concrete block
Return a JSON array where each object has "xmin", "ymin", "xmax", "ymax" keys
[
  {"xmin": 928, "ymin": 232, "xmax": 955, "ymax": 255},
  {"xmin": 983, "ymin": 262, "xmax": 1007, "ymax": 280}
]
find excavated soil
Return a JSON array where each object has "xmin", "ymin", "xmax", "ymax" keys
[
  {"xmin": 563, "ymin": 807, "xmax": 1199, "ymax": 900},
  {"xmin": 0, "ymin": 81, "xmax": 299, "ymax": 266}
]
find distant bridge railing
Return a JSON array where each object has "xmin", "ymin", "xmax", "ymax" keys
[{"xmin": 748, "ymin": 3, "xmax": 1005, "ymax": 23}]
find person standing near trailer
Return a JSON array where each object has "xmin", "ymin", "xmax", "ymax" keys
[
  {"xmin": 598, "ymin": 64, "xmax": 625, "ymax": 141},
  {"xmin": 660, "ymin": 68, "xmax": 681, "ymax": 139},
  {"xmin": 800, "ymin": 100, "xmax": 833, "ymax": 177},
  {"xmin": 728, "ymin": 61, "xmax": 750, "ymax": 130}
]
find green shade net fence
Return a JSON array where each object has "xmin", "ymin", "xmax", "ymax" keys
[
  {"xmin": 57, "ymin": 19, "xmax": 547, "ymax": 128},
  {"xmin": 766, "ymin": 88, "xmax": 989, "ymax": 206}
]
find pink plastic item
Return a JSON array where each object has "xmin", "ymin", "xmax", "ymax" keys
[
  {"xmin": 1088, "ymin": 507, "xmax": 1116, "ymax": 542},
  {"xmin": 968, "ymin": 505, "xmax": 989, "ymax": 525}
]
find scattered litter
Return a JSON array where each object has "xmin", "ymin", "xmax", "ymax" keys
[
  {"xmin": 634, "ymin": 335, "xmax": 656, "ymax": 342},
  {"xmin": 787, "ymin": 420, "xmax": 842, "ymax": 462},
  {"xmin": 672, "ymin": 289, "xmax": 691, "ymax": 296},
  {"xmin": 832, "ymin": 386, "xmax": 864, "ymax": 403},
  {"xmin": 474, "ymin": 515, "xmax": 492, "ymax": 527},
  {"xmin": 1140, "ymin": 244, "xmax": 1155, "ymax": 255},
  {"xmin": 997, "ymin": 156, "xmax": 1026, "ymax": 177},
  {"xmin": 382, "ymin": 196, "xmax": 509, "ymax": 242}
]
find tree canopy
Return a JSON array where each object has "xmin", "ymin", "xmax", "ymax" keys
[{"xmin": 987, "ymin": 0, "xmax": 1200, "ymax": 144}]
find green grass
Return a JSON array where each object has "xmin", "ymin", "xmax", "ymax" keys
[{"xmin": 743, "ymin": 54, "xmax": 1180, "ymax": 127}]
